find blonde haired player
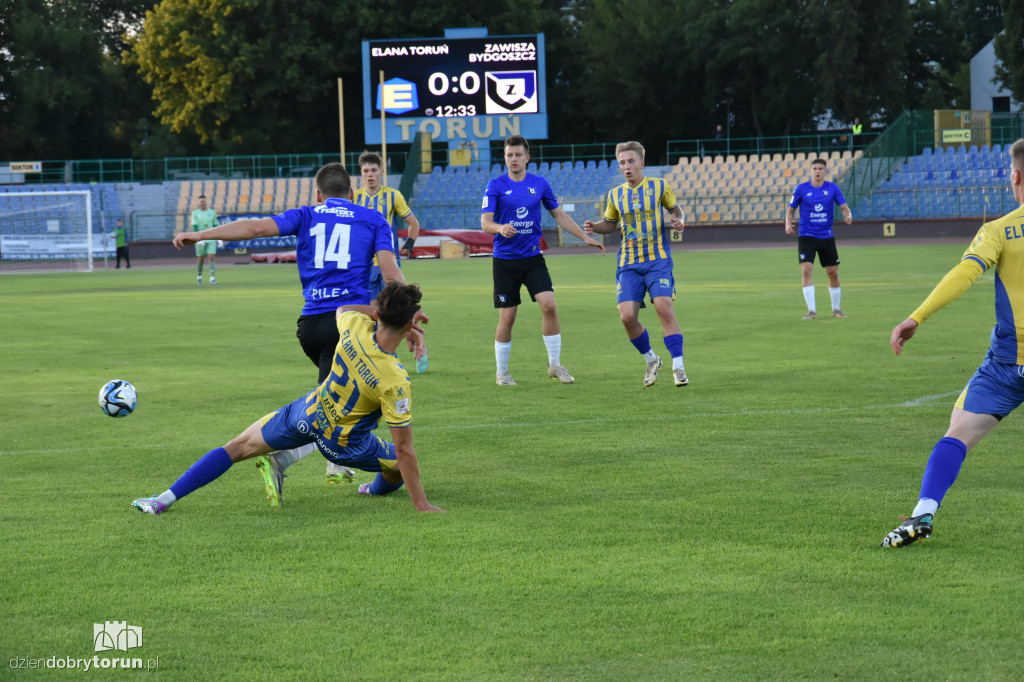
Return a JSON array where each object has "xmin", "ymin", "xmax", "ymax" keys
[{"xmin": 584, "ymin": 141, "xmax": 689, "ymax": 387}]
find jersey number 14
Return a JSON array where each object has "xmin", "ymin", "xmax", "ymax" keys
[{"xmin": 310, "ymin": 222, "xmax": 352, "ymax": 269}]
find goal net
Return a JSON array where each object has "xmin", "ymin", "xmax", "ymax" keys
[{"xmin": 0, "ymin": 191, "xmax": 101, "ymax": 273}]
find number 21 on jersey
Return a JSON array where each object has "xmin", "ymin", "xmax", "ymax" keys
[{"xmin": 310, "ymin": 222, "xmax": 352, "ymax": 269}]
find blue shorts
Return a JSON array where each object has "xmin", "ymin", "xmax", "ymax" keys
[
  {"xmin": 259, "ymin": 394, "xmax": 399, "ymax": 473},
  {"xmin": 616, "ymin": 260, "xmax": 675, "ymax": 305},
  {"xmin": 368, "ymin": 252, "xmax": 402, "ymax": 303},
  {"xmin": 367, "ymin": 267, "xmax": 384, "ymax": 303},
  {"xmin": 954, "ymin": 349, "xmax": 1024, "ymax": 418}
]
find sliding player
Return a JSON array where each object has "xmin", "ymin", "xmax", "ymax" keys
[{"xmin": 131, "ymin": 283, "xmax": 443, "ymax": 515}]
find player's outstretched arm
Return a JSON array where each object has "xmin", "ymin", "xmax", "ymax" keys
[
  {"xmin": 389, "ymin": 426, "xmax": 444, "ymax": 513},
  {"xmin": 890, "ymin": 318, "xmax": 919, "ymax": 356},
  {"xmin": 172, "ymin": 218, "xmax": 279, "ymax": 249},
  {"xmin": 583, "ymin": 218, "xmax": 616, "ymax": 235},
  {"xmin": 550, "ymin": 207, "xmax": 605, "ymax": 253}
]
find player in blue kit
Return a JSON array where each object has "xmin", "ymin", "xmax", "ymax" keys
[
  {"xmin": 584, "ymin": 141, "xmax": 689, "ymax": 388},
  {"xmin": 481, "ymin": 135, "xmax": 604, "ymax": 386},
  {"xmin": 172, "ymin": 163, "xmax": 425, "ymax": 498},
  {"xmin": 131, "ymin": 282, "xmax": 444, "ymax": 515},
  {"xmin": 882, "ymin": 139, "xmax": 1024, "ymax": 547},
  {"xmin": 784, "ymin": 158, "xmax": 853, "ymax": 319}
]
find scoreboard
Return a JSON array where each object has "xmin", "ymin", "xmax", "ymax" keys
[{"xmin": 361, "ymin": 34, "xmax": 547, "ymax": 145}]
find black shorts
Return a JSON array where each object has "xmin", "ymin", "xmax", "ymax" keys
[
  {"xmin": 798, "ymin": 236, "xmax": 840, "ymax": 267},
  {"xmin": 296, "ymin": 310, "xmax": 340, "ymax": 384},
  {"xmin": 493, "ymin": 254, "xmax": 553, "ymax": 308}
]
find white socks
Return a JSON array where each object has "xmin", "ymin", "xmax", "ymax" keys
[
  {"xmin": 157, "ymin": 490, "xmax": 177, "ymax": 507},
  {"xmin": 495, "ymin": 340, "xmax": 512, "ymax": 374},
  {"xmin": 496, "ymin": 336, "xmax": 565, "ymax": 372},
  {"xmin": 542, "ymin": 334, "xmax": 562, "ymax": 367},
  {"xmin": 802, "ymin": 285, "xmax": 816, "ymax": 313},
  {"xmin": 274, "ymin": 442, "xmax": 317, "ymax": 473},
  {"xmin": 672, "ymin": 356, "xmax": 684, "ymax": 370},
  {"xmin": 829, "ymin": 287, "xmax": 841, "ymax": 311},
  {"xmin": 912, "ymin": 498, "xmax": 939, "ymax": 517}
]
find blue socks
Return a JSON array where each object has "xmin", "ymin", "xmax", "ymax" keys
[
  {"xmin": 663, "ymin": 333, "xmax": 683, "ymax": 359},
  {"xmin": 367, "ymin": 473, "xmax": 404, "ymax": 496},
  {"xmin": 918, "ymin": 437, "xmax": 967, "ymax": 507},
  {"xmin": 630, "ymin": 329, "xmax": 652, "ymax": 355},
  {"xmin": 169, "ymin": 447, "xmax": 234, "ymax": 500}
]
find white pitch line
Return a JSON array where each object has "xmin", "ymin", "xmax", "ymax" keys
[
  {"xmin": 426, "ymin": 391, "xmax": 963, "ymax": 431},
  {"xmin": 0, "ymin": 391, "xmax": 961, "ymax": 456}
]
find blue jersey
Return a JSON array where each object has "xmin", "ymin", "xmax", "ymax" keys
[
  {"xmin": 481, "ymin": 172, "xmax": 558, "ymax": 259},
  {"xmin": 788, "ymin": 181, "xmax": 847, "ymax": 239},
  {"xmin": 272, "ymin": 197, "xmax": 395, "ymax": 315}
]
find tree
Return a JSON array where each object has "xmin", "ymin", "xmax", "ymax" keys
[
  {"xmin": 994, "ymin": 0, "xmax": 1024, "ymax": 103},
  {"xmin": 811, "ymin": 0, "xmax": 911, "ymax": 124},
  {"xmin": 692, "ymin": 0, "xmax": 817, "ymax": 139},
  {"xmin": 0, "ymin": 0, "xmax": 154, "ymax": 160},
  {"xmin": 566, "ymin": 0, "xmax": 707, "ymax": 159}
]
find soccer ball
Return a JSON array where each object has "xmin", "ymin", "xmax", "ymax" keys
[{"xmin": 99, "ymin": 380, "xmax": 137, "ymax": 418}]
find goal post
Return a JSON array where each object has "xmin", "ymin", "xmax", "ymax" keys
[{"xmin": 0, "ymin": 191, "xmax": 99, "ymax": 273}]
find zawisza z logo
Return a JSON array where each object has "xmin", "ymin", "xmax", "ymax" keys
[{"xmin": 485, "ymin": 71, "xmax": 538, "ymax": 114}]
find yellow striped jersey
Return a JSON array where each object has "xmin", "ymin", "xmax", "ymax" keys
[
  {"xmin": 954, "ymin": 206, "xmax": 1024, "ymax": 364},
  {"xmin": 602, "ymin": 177, "xmax": 679, "ymax": 267},
  {"xmin": 354, "ymin": 185, "xmax": 411, "ymax": 229},
  {"xmin": 307, "ymin": 310, "xmax": 411, "ymax": 447},
  {"xmin": 354, "ymin": 185, "xmax": 411, "ymax": 262}
]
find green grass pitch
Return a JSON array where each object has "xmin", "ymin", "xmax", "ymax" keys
[{"xmin": 2, "ymin": 243, "xmax": 1022, "ymax": 680}]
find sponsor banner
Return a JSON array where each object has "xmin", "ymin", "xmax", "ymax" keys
[{"xmin": 1, "ymin": 233, "xmax": 114, "ymax": 261}]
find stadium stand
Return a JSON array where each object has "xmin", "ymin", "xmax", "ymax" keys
[
  {"xmin": 866, "ymin": 144, "xmax": 1015, "ymax": 219},
  {"xmin": 172, "ymin": 178, "xmax": 318, "ymax": 233},
  {"xmin": 150, "ymin": 143, "xmax": 1013, "ymax": 237}
]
